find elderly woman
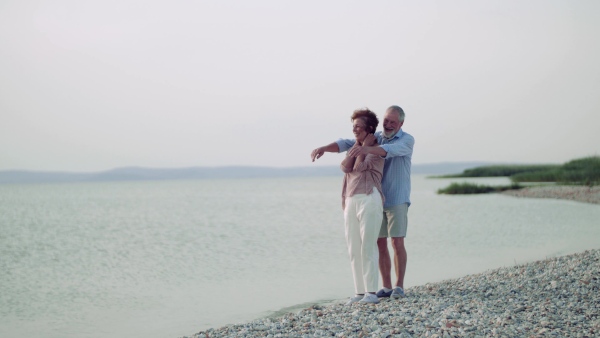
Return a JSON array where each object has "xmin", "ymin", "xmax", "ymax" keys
[{"xmin": 340, "ymin": 108, "xmax": 385, "ymax": 305}]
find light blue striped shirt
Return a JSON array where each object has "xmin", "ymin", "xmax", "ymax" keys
[{"xmin": 336, "ymin": 129, "xmax": 415, "ymax": 208}]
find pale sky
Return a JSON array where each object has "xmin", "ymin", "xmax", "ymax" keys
[{"xmin": 1, "ymin": 0, "xmax": 599, "ymax": 172}]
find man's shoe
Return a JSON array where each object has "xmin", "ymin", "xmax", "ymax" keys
[
  {"xmin": 359, "ymin": 293, "xmax": 380, "ymax": 304},
  {"xmin": 376, "ymin": 288, "xmax": 393, "ymax": 298},
  {"xmin": 391, "ymin": 286, "xmax": 406, "ymax": 299},
  {"xmin": 346, "ymin": 294, "xmax": 364, "ymax": 305}
]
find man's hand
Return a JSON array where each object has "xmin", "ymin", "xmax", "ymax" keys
[
  {"xmin": 347, "ymin": 144, "xmax": 369, "ymax": 158},
  {"xmin": 364, "ymin": 134, "xmax": 376, "ymax": 146},
  {"xmin": 310, "ymin": 142, "xmax": 340, "ymax": 162},
  {"xmin": 311, "ymin": 147, "xmax": 325, "ymax": 162}
]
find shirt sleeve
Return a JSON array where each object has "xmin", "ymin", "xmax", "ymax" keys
[
  {"xmin": 380, "ymin": 134, "xmax": 414, "ymax": 160},
  {"xmin": 353, "ymin": 154, "xmax": 384, "ymax": 173},
  {"xmin": 340, "ymin": 162, "xmax": 353, "ymax": 173},
  {"xmin": 336, "ymin": 138, "xmax": 356, "ymax": 153}
]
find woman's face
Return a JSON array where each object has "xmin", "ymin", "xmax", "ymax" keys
[{"xmin": 352, "ymin": 118, "xmax": 369, "ymax": 142}]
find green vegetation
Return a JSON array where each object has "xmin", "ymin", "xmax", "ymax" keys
[
  {"xmin": 437, "ymin": 182, "xmax": 522, "ymax": 195},
  {"xmin": 436, "ymin": 156, "xmax": 600, "ymax": 195},
  {"xmin": 510, "ymin": 169, "xmax": 562, "ymax": 183},
  {"xmin": 438, "ymin": 164, "xmax": 560, "ymax": 178},
  {"xmin": 511, "ymin": 156, "xmax": 600, "ymax": 185},
  {"xmin": 551, "ymin": 156, "xmax": 599, "ymax": 185}
]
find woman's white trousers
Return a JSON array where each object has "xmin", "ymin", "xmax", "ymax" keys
[{"xmin": 343, "ymin": 188, "xmax": 383, "ymax": 294}]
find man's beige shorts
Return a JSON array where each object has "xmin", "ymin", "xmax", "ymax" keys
[{"xmin": 379, "ymin": 203, "xmax": 408, "ymax": 238}]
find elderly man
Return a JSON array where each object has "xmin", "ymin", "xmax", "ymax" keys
[{"xmin": 311, "ymin": 105, "xmax": 414, "ymax": 298}]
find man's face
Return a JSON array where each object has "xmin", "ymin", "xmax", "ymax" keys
[{"xmin": 383, "ymin": 109, "xmax": 403, "ymax": 138}]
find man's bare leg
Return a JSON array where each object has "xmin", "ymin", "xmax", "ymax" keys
[
  {"xmin": 391, "ymin": 237, "xmax": 407, "ymax": 288},
  {"xmin": 377, "ymin": 238, "xmax": 392, "ymax": 289}
]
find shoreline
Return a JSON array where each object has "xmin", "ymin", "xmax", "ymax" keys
[
  {"xmin": 502, "ymin": 185, "xmax": 600, "ymax": 205},
  {"xmin": 190, "ymin": 249, "xmax": 599, "ymax": 337}
]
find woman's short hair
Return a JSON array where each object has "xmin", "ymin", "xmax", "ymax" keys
[{"xmin": 351, "ymin": 108, "xmax": 379, "ymax": 134}]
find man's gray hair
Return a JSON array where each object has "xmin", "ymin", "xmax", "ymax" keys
[{"xmin": 387, "ymin": 105, "xmax": 405, "ymax": 122}]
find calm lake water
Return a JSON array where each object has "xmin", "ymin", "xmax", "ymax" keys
[{"xmin": 1, "ymin": 175, "xmax": 599, "ymax": 338}]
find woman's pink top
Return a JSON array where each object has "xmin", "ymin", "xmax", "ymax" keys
[{"xmin": 340, "ymin": 153, "xmax": 385, "ymax": 209}]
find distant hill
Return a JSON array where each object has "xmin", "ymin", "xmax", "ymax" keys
[{"xmin": 0, "ymin": 162, "xmax": 489, "ymax": 184}]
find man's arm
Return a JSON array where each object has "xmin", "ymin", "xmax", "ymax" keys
[
  {"xmin": 347, "ymin": 134, "xmax": 386, "ymax": 158},
  {"xmin": 348, "ymin": 133, "xmax": 414, "ymax": 159},
  {"xmin": 348, "ymin": 145, "xmax": 387, "ymax": 158},
  {"xmin": 311, "ymin": 138, "xmax": 356, "ymax": 162},
  {"xmin": 311, "ymin": 142, "xmax": 339, "ymax": 162},
  {"xmin": 380, "ymin": 134, "xmax": 414, "ymax": 159}
]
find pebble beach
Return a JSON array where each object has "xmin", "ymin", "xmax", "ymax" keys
[
  {"xmin": 191, "ymin": 249, "xmax": 599, "ymax": 337},
  {"xmin": 190, "ymin": 187, "xmax": 600, "ymax": 338},
  {"xmin": 502, "ymin": 185, "xmax": 600, "ymax": 205}
]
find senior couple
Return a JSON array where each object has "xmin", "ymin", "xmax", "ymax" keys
[{"xmin": 311, "ymin": 105, "xmax": 414, "ymax": 305}]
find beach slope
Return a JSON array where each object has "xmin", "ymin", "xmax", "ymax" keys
[{"xmin": 190, "ymin": 249, "xmax": 599, "ymax": 337}]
